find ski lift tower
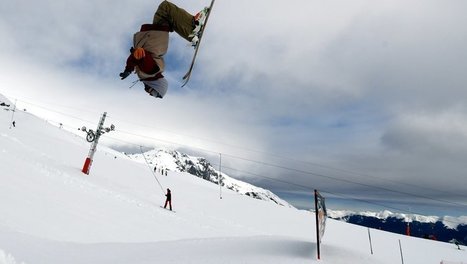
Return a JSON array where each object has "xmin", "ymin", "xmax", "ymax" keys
[{"xmin": 80, "ymin": 112, "xmax": 115, "ymax": 175}]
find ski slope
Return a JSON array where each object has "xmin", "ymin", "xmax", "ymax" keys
[{"xmin": 0, "ymin": 94, "xmax": 466, "ymax": 264}]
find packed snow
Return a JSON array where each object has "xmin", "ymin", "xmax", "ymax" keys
[{"xmin": 1, "ymin": 94, "xmax": 466, "ymax": 263}]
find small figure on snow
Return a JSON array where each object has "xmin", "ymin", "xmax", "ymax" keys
[
  {"xmin": 454, "ymin": 240, "xmax": 461, "ymax": 250},
  {"xmin": 119, "ymin": 1, "xmax": 209, "ymax": 98},
  {"xmin": 164, "ymin": 188, "xmax": 172, "ymax": 211}
]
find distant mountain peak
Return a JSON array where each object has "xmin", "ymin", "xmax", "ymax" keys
[
  {"xmin": 126, "ymin": 148, "xmax": 294, "ymax": 208},
  {"xmin": 327, "ymin": 209, "xmax": 467, "ymax": 245},
  {"xmin": 328, "ymin": 209, "xmax": 467, "ymax": 229}
]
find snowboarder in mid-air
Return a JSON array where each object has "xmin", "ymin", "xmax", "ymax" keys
[{"xmin": 119, "ymin": 1, "xmax": 211, "ymax": 98}]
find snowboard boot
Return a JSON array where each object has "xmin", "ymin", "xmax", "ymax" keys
[{"xmin": 189, "ymin": 7, "xmax": 210, "ymax": 47}]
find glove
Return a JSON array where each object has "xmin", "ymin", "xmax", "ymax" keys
[
  {"xmin": 133, "ymin": 47, "xmax": 146, "ymax": 60},
  {"xmin": 119, "ymin": 71, "xmax": 131, "ymax": 80}
]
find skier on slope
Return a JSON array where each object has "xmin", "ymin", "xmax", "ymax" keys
[
  {"xmin": 119, "ymin": 1, "xmax": 208, "ymax": 98},
  {"xmin": 164, "ymin": 188, "xmax": 172, "ymax": 210}
]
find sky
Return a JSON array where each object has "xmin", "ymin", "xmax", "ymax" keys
[{"xmin": 1, "ymin": 0, "xmax": 467, "ymax": 216}]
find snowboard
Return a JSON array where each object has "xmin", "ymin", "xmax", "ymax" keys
[
  {"xmin": 181, "ymin": 0, "xmax": 216, "ymax": 87},
  {"xmin": 160, "ymin": 206, "xmax": 175, "ymax": 213}
]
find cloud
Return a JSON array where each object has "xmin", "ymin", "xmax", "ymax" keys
[{"xmin": 382, "ymin": 109, "xmax": 467, "ymax": 156}]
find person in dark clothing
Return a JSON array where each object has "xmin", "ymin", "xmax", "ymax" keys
[{"xmin": 164, "ymin": 188, "xmax": 172, "ymax": 210}]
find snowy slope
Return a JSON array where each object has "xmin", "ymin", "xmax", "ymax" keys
[
  {"xmin": 1, "ymin": 94, "xmax": 466, "ymax": 264},
  {"xmin": 127, "ymin": 148, "xmax": 293, "ymax": 208}
]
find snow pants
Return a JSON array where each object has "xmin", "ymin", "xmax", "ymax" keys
[
  {"xmin": 153, "ymin": 1, "xmax": 194, "ymax": 42},
  {"xmin": 164, "ymin": 199, "xmax": 172, "ymax": 210}
]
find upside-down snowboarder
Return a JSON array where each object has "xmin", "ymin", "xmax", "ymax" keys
[{"xmin": 119, "ymin": 1, "xmax": 210, "ymax": 98}]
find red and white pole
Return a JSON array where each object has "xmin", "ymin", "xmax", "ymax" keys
[
  {"xmin": 82, "ymin": 157, "xmax": 93, "ymax": 174},
  {"xmin": 82, "ymin": 112, "xmax": 107, "ymax": 175}
]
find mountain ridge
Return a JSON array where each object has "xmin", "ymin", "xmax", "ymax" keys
[
  {"xmin": 328, "ymin": 209, "xmax": 467, "ymax": 229},
  {"xmin": 126, "ymin": 148, "xmax": 294, "ymax": 208},
  {"xmin": 328, "ymin": 209, "xmax": 467, "ymax": 245}
]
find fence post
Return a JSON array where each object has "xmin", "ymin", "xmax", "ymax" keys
[
  {"xmin": 399, "ymin": 239, "xmax": 405, "ymax": 264},
  {"xmin": 367, "ymin": 228, "xmax": 374, "ymax": 255}
]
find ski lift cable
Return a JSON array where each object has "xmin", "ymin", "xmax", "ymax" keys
[
  {"xmin": 2, "ymin": 94, "xmax": 100, "ymax": 117},
  {"xmin": 7, "ymin": 101, "xmax": 464, "ymax": 210},
  {"xmin": 5, "ymin": 94, "xmax": 461, "ymax": 202},
  {"xmin": 113, "ymin": 128, "xmax": 465, "ymax": 203},
  {"xmin": 219, "ymin": 154, "xmax": 467, "ymax": 208},
  {"xmin": 139, "ymin": 145, "xmax": 165, "ymax": 194},
  {"xmin": 103, "ymin": 133, "xmax": 467, "ymax": 209},
  {"xmin": 217, "ymin": 166, "xmax": 464, "ymax": 226},
  {"xmin": 95, "ymin": 135, "xmax": 466, "ymax": 225}
]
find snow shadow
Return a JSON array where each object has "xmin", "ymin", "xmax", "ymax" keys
[{"xmin": 0, "ymin": 230, "xmax": 316, "ymax": 264}]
